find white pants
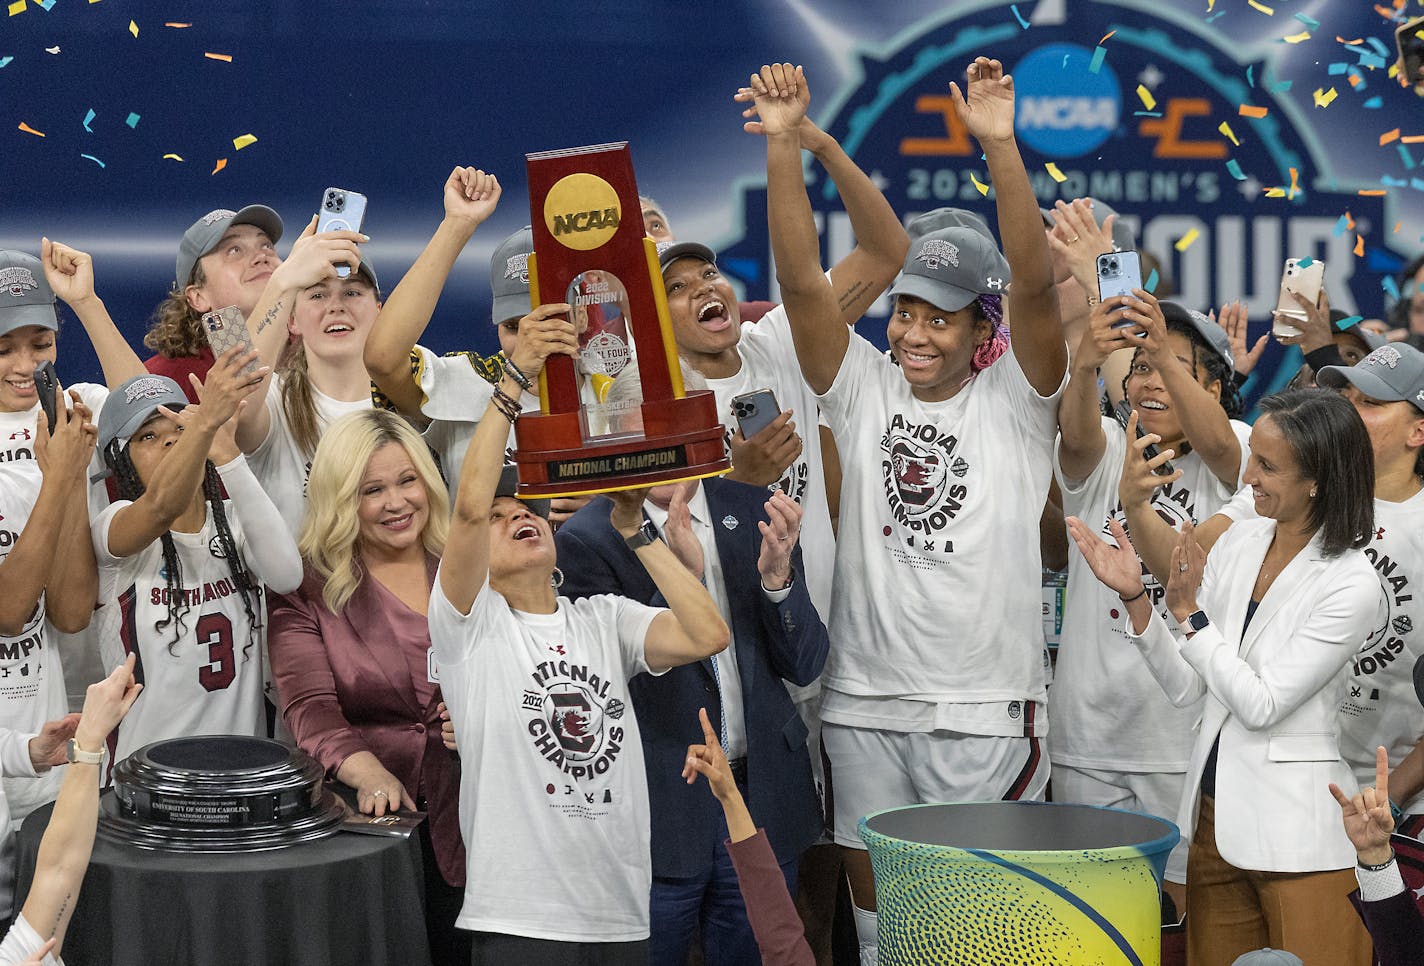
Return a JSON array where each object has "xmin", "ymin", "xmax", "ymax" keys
[{"xmin": 1052, "ymin": 762, "xmax": 1189, "ymax": 883}]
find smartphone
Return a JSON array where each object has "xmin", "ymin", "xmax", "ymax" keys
[
  {"xmin": 200, "ymin": 306, "xmax": 260, "ymax": 376},
  {"xmin": 316, "ymin": 187, "xmax": 368, "ymax": 278},
  {"xmin": 731, "ymin": 388, "xmax": 781, "ymax": 440},
  {"xmin": 1112, "ymin": 399, "xmax": 1173, "ymax": 476},
  {"xmin": 1398, "ymin": 15, "xmax": 1424, "ymax": 92},
  {"xmin": 33, "ymin": 361, "xmax": 59, "ymax": 431},
  {"xmin": 1097, "ymin": 251, "xmax": 1144, "ymax": 329},
  {"xmin": 1271, "ymin": 257, "xmax": 1326, "ymax": 338}
]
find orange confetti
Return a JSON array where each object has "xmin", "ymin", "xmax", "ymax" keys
[
  {"xmin": 1288, "ymin": 167, "xmax": 1300, "ymax": 200},
  {"xmin": 211, "ymin": 158, "xmax": 227, "ymax": 175},
  {"xmin": 1354, "ymin": 235, "xmax": 1365, "ymax": 257},
  {"xmin": 17, "ymin": 121, "xmax": 45, "ymax": 136},
  {"xmin": 1358, "ymin": 189, "xmax": 1387, "ymax": 196},
  {"xmin": 1344, "ymin": 211, "xmax": 1356, "ymax": 230},
  {"xmin": 164, "ymin": 22, "xmax": 191, "ymax": 27},
  {"xmin": 203, "ymin": 52, "xmax": 233, "ymax": 62},
  {"xmin": 1381, "ymin": 128, "xmax": 1401, "ymax": 145},
  {"xmin": 1348, "ymin": 73, "xmax": 1364, "ymax": 89},
  {"xmin": 1397, "ymin": 222, "xmax": 1404, "ymax": 233},
  {"xmin": 1239, "ymin": 104, "xmax": 1268, "ymax": 118},
  {"xmin": 1099, "ymin": 29, "xmax": 1116, "ymax": 44},
  {"xmin": 1336, "ymin": 36, "xmax": 1363, "ymax": 45},
  {"xmin": 1402, "ymin": 135, "xmax": 1424, "ymax": 144}
]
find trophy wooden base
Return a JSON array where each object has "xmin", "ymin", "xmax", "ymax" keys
[{"xmin": 514, "ymin": 389, "xmax": 730, "ymax": 498}]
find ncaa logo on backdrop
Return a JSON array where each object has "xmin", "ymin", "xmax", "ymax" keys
[{"xmin": 1013, "ymin": 42, "xmax": 1122, "ymax": 157}]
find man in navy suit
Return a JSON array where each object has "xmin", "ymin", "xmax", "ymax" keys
[{"xmin": 556, "ymin": 475, "xmax": 828, "ymax": 966}]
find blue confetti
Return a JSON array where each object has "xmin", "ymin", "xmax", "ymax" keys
[
  {"xmin": 1088, "ymin": 46, "xmax": 1107, "ymax": 74},
  {"xmin": 1365, "ymin": 37, "xmax": 1391, "ymax": 59},
  {"xmin": 1226, "ymin": 159, "xmax": 1247, "ymax": 181},
  {"xmin": 1247, "ymin": 65, "xmax": 1255, "ymax": 88},
  {"xmin": 1334, "ymin": 315, "xmax": 1363, "ymax": 330},
  {"xmin": 1384, "ymin": 276, "xmax": 1401, "ymax": 301},
  {"xmin": 1332, "ymin": 215, "xmax": 1350, "ymax": 237},
  {"xmin": 125, "ymin": 112, "xmax": 140, "ymax": 128},
  {"xmin": 79, "ymin": 154, "xmax": 105, "ymax": 168},
  {"xmin": 1328, "ymin": 63, "xmax": 1349, "ymax": 75},
  {"xmin": 1363, "ymin": 96, "xmax": 1383, "ymax": 108},
  {"xmin": 1206, "ymin": 10, "xmax": 1226, "ymax": 22},
  {"xmin": 82, "ymin": 108, "xmax": 95, "ymax": 133},
  {"xmin": 1359, "ymin": 53, "xmax": 1387, "ymax": 70},
  {"xmin": 1144, "ymin": 268, "xmax": 1160, "ymax": 294},
  {"xmin": 1413, "ymin": 178, "xmax": 1424, "ymax": 192},
  {"xmin": 1062, "ymin": 54, "xmax": 1069, "ymax": 68},
  {"xmin": 1133, "ymin": 111, "xmax": 1163, "ymax": 117},
  {"xmin": 1383, "ymin": 175, "xmax": 1410, "ymax": 187},
  {"xmin": 1401, "ymin": 145, "xmax": 1417, "ymax": 170},
  {"xmin": 1011, "ymin": 4, "xmax": 1030, "ymax": 29},
  {"xmin": 1294, "ymin": 13, "xmax": 1320, "ymax": 29},
  {"xmin": 0, "ymin": 57, "xmax": 11, "ymax": 69},
  {"xmin": 1271, "ymin": 79, "xmax": 1292, "ymax": 92},
  {"xmin": 36, "ymin": 0, "xmax": 54, "ymax": 9},
  {"xmin": 1298, "ymin": 257, "xmax": 1315, "ymax": 268}
]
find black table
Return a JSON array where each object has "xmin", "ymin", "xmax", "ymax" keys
[{"xmin": 15, "ymin": 794, "xmax": 433, "ymax": 966}]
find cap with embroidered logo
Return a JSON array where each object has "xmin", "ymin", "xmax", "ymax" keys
[
  {"xmin": 889, "ymin": 227, "xmax": 1010, "ymax": 313},
  {"xmin": 1229, "ymin": 949, "xmax": 1303, "ymax": 966},
  {"xmin": 1159, "ymin": 300, "xmax": 1234, "ymax": 371},
  {"xmin": 1317, "ymin": 343, "xmax": 1424, "ymax": 414},
  {"xmin": 98, "ymin": 374, "xmax": 190, "ymax": 468},
  {"xmin": 490, "ymin": 227, "xmax": 535, "ymax": 327},
  {"xmin": 906, "ymin": 208, "xmax": 996, "ymax": 247},
  {"xmin": 0, "ymin": 251, "xmax": 58, "ymax": 338},
  {"xmin": 175, "ymin": 205, "xmax": 283, "ymax": 292}
]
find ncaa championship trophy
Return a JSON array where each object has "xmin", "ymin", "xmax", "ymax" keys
[{"xmin": 514, "ymin": 142, "xmax": 730, "ymax": 497}]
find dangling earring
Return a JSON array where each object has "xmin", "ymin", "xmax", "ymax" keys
[
  {"xmin": 1309, "ymin": 487, "xmax": 1317, "ymax": 498},
  {"xmin": 550, "ymin": 567, "xmax": 565, "ymax": 590}
]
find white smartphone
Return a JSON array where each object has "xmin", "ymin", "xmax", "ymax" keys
[
  {"xmin": 1097, "ymin": 251, "xmax": 1143, "ymax": 329},
  {"xmin": 316, "ymin": 187, "xmax": 368, "ymax": 278},
  {"xmin": 1272, "ymin": 257, "xmax": 1326, "ymax": 338}
]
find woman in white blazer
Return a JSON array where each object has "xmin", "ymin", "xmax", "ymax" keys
[{"xmin": 1068, "ymin": 388, "xmax": 1383, "ymax": 966}]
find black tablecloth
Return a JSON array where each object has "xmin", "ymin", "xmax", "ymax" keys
[{"xmin": 15, "ymin": 794, "xmax": 432, "ymax": 966}]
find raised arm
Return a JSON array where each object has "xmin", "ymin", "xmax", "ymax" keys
[
  {"xmin": 29, "ymin": 388, "xmax": 98, "ymax": 633},
  {"xmin": 438, "ymin": 305, "xmax": 575, "ymax": 614},
  {"xmin": 364, "ymin": 168, "xmax": 502, "ymax": 417},
  {"xmin": 608, "ymin": 484, "xmax": 728, "ymax": 673},
  {"xmin": 105, "ymin": 348, "xmax": 265, "ymax": 558},
  {"xmin": 1058, "ymin": 300, "xmax": 1143, "ymax": 481},
  {"xmin": 19, "ymin": 656, "xmax": 141, "ymax": 956},
  {"xmin": 951, "ymin": 57, "xmax": 1066, "ymax": 394},
  {"xmin": 40, "ymin": 239, "xmax": 145, "ymax": 387},
  {"xmin": 752, "ymin": 64, "xmax": 846, "ymax": 394}
]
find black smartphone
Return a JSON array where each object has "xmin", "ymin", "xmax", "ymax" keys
[
  {"xmin": 317, "ymin": 187, "xmax": 369, "ymax": 279},
  {"xmin": 731, "ymin": 388, "xmax": 781, "ymax": 439},
  {"xmin": 33, "ymin": 361, "xmax": 59, "ymax": 431},
  {"xmin": 1112, "ymin": 399, "xmax": 1173, "ymax": 476}
]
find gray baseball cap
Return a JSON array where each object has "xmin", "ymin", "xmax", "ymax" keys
[
  {"xmin": 888, "ymin": 227, "xmax": 1010, "ymax": 313},
  {"xmin": 0, "ymin": 251, "xmax": 59, "ymax": 337},
  {"xmin": 489, "ymin": 226, "xmax": 534, "ymax": 326},
  {"xmin": 98, "ymin": 374, "xmax": 189, "ymax": 461},
  {"xmin": 1318, "ymin": 343, "xmax": 1424, "ymax": 413},
  {"xmin": 1041, "ymin": 198, "xmax": 1136, "ymax": 253},
  {"xmin": 350, "ymin": 254, "xmax": 379, "ymax": 297},
  {"xmin": 494, "ymin": 463, "xmax": 550, "ymax": 518},
  {"xmin": 906, "ymin": 208, "xmax": 996, "ymax": 246},
  {"xmin": 657, "ymin": 241, "xmax": 718, "ymax": 273},
  {"xmin": 175, "ymin": 205, "xmax": 283, "ymax": 291},
  {"xmin": 1230, "ymin": 950, "xmax": 1303, "ymax": 966},
  {"xmin": 1330, "ymin": 308, "xmax": 1386, "ymax": 352},
  {"xmin": 1160, "ymin": 301, "xmax": 1234, "ymax": 370}
]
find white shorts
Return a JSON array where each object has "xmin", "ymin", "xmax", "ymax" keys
[
  {"xmin": 822, "ymin": 723, "xmax": 1048, "ymax": 849},
  {"xmin": 1052, "ymin": 763, "xmax": 1189, "ymax": 884}
]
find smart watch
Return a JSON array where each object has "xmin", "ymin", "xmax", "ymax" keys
[
  {"xmin": 624, "ymin": 519, "xmax": 659, "ymax": 551},
  {"xmin": 66, "ymin": 738, "xmax": 103, "ymax": 766},
  {"xmin": 1187, "ymin": 610, "xmax": 1210, "ymax": 633}
]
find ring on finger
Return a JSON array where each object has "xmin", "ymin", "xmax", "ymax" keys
[
  {"xmin": 372, "ymin": 789, "xmax": 387, "ymax": 798},
  {"xmin": 1067, "ymin": 235, "xmax": 1081, "ymax": 244}
]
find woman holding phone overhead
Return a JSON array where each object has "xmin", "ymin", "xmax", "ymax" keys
[{"xmin": 1067, "ymin": 388, "xmax": 1381, "ymax": 965}]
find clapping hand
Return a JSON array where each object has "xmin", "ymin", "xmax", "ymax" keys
[
  {"xmin": 756, "ymin": 490, "xmax": 802, "ymax": 590},
  {"xmin": 1064, "ymin": 516, "xmax": 1145, "ymax": 601}
]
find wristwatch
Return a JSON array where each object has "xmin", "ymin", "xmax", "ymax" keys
[
  {"xmin": 624, "ymin": 519, "xmax": 659, "ymax": 551},
  {"xmin": 1187, "ymin": 610, "xmax": 1210, "ymax": 633},
  {"xmin": 66, "ymin": 738, "xmax": 103, "ymax": 766}
]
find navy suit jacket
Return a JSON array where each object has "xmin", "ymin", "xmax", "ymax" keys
[
  {"xmin": 555, "ymin": 477, "xmax": 829, "ymax": 879},
  {"xmin": 1356, "ymin": 888, "xmax": 1424, "ymax": 966}
]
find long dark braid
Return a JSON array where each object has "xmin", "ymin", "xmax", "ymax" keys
[
  {"xmin": 200, "ymin": 461, "xmax": 261, "ymax": 660},
  {"xmin": 1115, "ymin": 320, "xmax": 1243, "ymax": 419}
]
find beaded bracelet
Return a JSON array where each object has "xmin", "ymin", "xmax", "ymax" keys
[
  {"xmin": 491, "ymin": 386, "xmax": 522, "ymax": 423},
  {"xmin": 502, "ymin": 358, "xmax": 533, "ymax": 392}
]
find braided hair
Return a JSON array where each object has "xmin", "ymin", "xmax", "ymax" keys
[
  {"xmin": 1117, "ymin": 317, "xmax": 1243, "ymax": 420},
  {"xmin": 106, "ymin": 442, "xmax": 262, "ymax": 659}
]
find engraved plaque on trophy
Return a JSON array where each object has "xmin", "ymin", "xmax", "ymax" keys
[{"xmin": 515, "ymin": 141, "xmax": 730, "ymax": 497}]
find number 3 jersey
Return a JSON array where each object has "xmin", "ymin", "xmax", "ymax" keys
[{"xmin": 91, "ymin": 500, "xmax": 267, "ymax": 764}]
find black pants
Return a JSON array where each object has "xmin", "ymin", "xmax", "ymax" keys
[
  {"xmin": 419, "ymin": 822, "xmax": 472, "ymax": 966},
  {"xmin": 469, "ymin": 932, "xmax": 650, "ymax": 966}
]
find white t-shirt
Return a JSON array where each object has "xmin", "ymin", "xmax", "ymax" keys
[
  {"xmin": 1051, "ymin": 416, "xmax": 1251, "ymax": 771},
  {"xmin": 0, "ymin": 463, "xmax": 68, "ymax": 823},
  {"xmin": 0, "ymin": 385, "xmax": 111, "ymax": 517},
  {"xmin": 1221, "ymin": 483, "xmax": 1424, "ymax": 812},
  {"xmin": 702, "ymin": 304, "xmax": 834, "ymax": 619},
  {"xmin": 91, "ymin": 502, "xmax": 268, "ymax": 764},
  {"xmin": 0, "ymin": 915, "xmax": 61, "ymax": 966},
  {"xmin": 246, "ymin": 374, "xmax": 372, "ymax": 538},
  {"xmin": 429, "ymin": 573, "xmax": 661, "ymax": 942},
  {"xmin": 816, "ymin": 334, "xmax": 1065, "ymax": 736}
]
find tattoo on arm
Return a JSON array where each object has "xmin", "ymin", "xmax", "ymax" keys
[
  {"xmin": 837, "ymin": 280, "xmax": 870, "ymax": 312},
  {"xmin": 51, "ymin": 892, "xmax": 72, "ymax": 933},
  {"xmin": 255, "ymin": 299, "xmax": 284, "ymax": 335}
]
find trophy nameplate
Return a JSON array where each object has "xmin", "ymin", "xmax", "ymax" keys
[{"xmin": 515, "ymin": 142, "xmax": 730, "ymax": 497}]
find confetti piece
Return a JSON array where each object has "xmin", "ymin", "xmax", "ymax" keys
[
  {"xmin": 1383, "ymin": 176, "xmax": 1410, "ymax": 187},
  {"xmin": 1133, "ymin": 111, "xmax": 1164, "ymax": 118},
  {"xmin": 232, "ymin": 133, "xmax": 257, "ymax": 151},
  {"xmin": 1313, "ymin": 88, "xmax": 1337, "ymax": 107},
  {"xmin": 1334, "ymin": 314, "xmax": 1363, "ymax": 330},
  {"xmin": 1271, "ymin": 78, "xmax": 1293, "ymax": 92},
  {"xmin": 1144, "ymin": 268, "xmax": 1160, "ymax": 294},
  {"xmin": 1414, "ymin": 178, "xmax": 1424, "ymax": 192},
  {"xmin": 125, "ymin": 112, "xmax": 139, "ymax": 128},
  {"xmin": 0, "ymin": 56, "xmax": 11, "ymax": 68},
  {"xmin": 1288, "ymin": 167, "xmax": 1300, "ymax": 200},
  {"xmin": 1396, "ymin": 222, "xmax": 1404, "ymax": 234},
  {"xmin": 17, "ymin": 122, "xmax": 44, "ymax": 137},
  {"xmin": 1348, "ymin": 73, "xmax": 1365, "ymax": 89},
  {"xmin": 1384, "ymin": 277, "xmax": 1401, "ymax": 300},
  {"xmin": 43, "ymin": 45, "xmax": 58, "ymax": 54},
  {"xmin": 1265, "ymin": 187, "xmax": 1286, "ymax": 197},
  {"xmin": 34, "ymin": 0, "xmax": 54, "ymax": 9},
  {"xmin": 1332, "ymin": 214, "xmax": 1350, "ymax": 237},
  {"xmin": 1381, "ymin": 128, "xmax": 1401, "ymax": 145},
  {"xmin": 1099, "ymin": 30, "xmax": 1116, "ymax": 45},
  {"xmin": 211, "ymin": 158, "xmax": 228, "ymax": 175},
  {"xmin": 1359, "ymin": 188, "xmax": 1388, "ymax": 195},
  {"xmin": 1240, "ymin": 104, "xmax": 1268, "ymax": 118},
  {"xmin": 1010, "ymin": 3, "xmax": 1030, "ymax": 28},
  {"xmin": 1298, "ymin": 257, "xmax": 1315, "ymax": 268},
  {"xmin": 204, "ymin": 52, "xmax": 232, "ymax": 62},
  {"xmin": 1226, "ymin": 159, "xmax": 1247, "ymax": 180},
  {"xmin": 79, "ymin": 153, "xmax": 104, "ymax": 168},
  {"xmin": 1219, "ymin": 121, "xmax": 1240, "ymax": 145},
  {"xmin": 164, "ymin": 22, "xmax": 191, "ymax": 28},
  {"xmin": 1354, "ymin": 235, "xmax": 1365, "ymax": 256},
  {"xmin": 1088, "ymin": 46, "xmax": 1107, "ymax": 73},
  {"xmin": 1338, "ymin": 37, "xmax": 1363, "ymax": 45},
  {"xmin": 1248, "ymin": 0, "xmax": 1273, "ymax": 13},
  {"xmin": 1364, "ymin": 96, "xmax": 1383, "ymax": 108},
  {"xmin": 1045, "ymin": 162, "xmax": 1067, "ymax": 183},
  {"xmin": 1137, "ymin": 85, "xmax": 1157, "ymax": 110},
  {"xmin": 82, "ymin": 108, "xmax": 95, "ymax": 133},
  {"xmin": 1174, "ymin": 229, "xmax": 1201, "ymax": 251},
  {"xmin": 1284, "ymin": 31, "xmax": 1311, "ymax": 43},
  {"xmin": 969, "ymin": 172, "xmax": 990, "ymax": 196},
  {"xmin": 1247, "ymin": 66, "xmax": 1255, "ymax": 88},
  {"xmin": 1207, "ymin": 0, "xmax": 1214, "ymax": 9},
  {"xmin": 162, "ymin": 153, "xmax": 183, "ymax": 161},
  {"xmin": 1294, "ymin": 12, "xmax": 1320, "ymax": 28},
  {"xmin": 1401, "ymin": 145, "xmax": 1417, "ymax": 169},
  {"xmin": 6, "ymin": 0, "xmax": 25, "ymax": 14},
  {"xmin": 1328, "ymin": 62, "xmax": 1349, "ymax": 75},
  {"xmin": 1403, "ymin": 135, "xmax": 1424, "ymax": 144},
  {"xmin": 1206, "ymin": 11, "xmax": 1226, "ymax": 22},
  {"xmin": 128, "ymin": 20, "xmax": 137, "ymax": 37}
]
